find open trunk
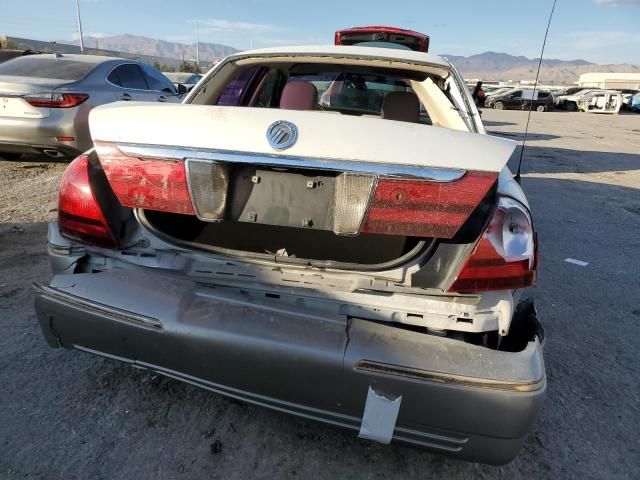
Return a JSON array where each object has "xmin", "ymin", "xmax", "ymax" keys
[{"xmin": 142, "ymin": 208, "xmax": 428, "ymax": 268}]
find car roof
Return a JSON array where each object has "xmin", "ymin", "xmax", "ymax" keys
[
  {"xmin": 225, "ymin": 45, "xmax": 451, "ymax": 69},
  {"xmin": 26, "ymin": 53, "xmax": 127, "ymax": 64}
]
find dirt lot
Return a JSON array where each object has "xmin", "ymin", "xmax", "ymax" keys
[{"xmin": 1, "ymin": 110, "xmax": 639, "ymax": 479}]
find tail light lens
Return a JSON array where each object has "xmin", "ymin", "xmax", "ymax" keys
[
  {"xmin": 58, "ymin": 153, "xmax": 117, "ymax": 248},
  {"xmin": 333, "ymin": 173, "xmax": 376, "ymax": 235},
  {"xmin": 186, "ymin": 159, "xmax": 229, "ymax": 221},
  {"xmin": 24, "ymin": 92, "xmax": 89, "ymax": 108},
  {"xmin": 360, "ymin": 172, "xmax": 497, "ymax": 239},
  {"xmin": 95, "ymin": 142, "xmax": 195, "ymax": 215},
  {"xmin": 449, "ymin": 196, "xmax": 537, "ymax": 292}
]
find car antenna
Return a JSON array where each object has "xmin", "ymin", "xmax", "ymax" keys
[{"xmin": 515, "ymin": 0, "xmax": 557, "ymax": 184}]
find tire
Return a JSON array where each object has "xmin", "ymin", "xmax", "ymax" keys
[
  {"xmin": 0, "ymin": 152, "xmax": 22, "ymax": 161},
  {"xmin": 536, "ymin": 105, "xmax": 546, "ymax": 112},
  {"xmin": 565, "ymin": 102, "xmax": 577, "ymax": 112},
  {"xmin": 494, "ymin": 102, "xmax": 505, "ymax": 110}
]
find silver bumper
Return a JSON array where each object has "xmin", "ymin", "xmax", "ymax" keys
[
  {"xmin": 0, "ymin": 107, "xmax": 88, "ymax": 156},
  {"xmin": 34, "ymin": 268, "xmax": 545, "ymax": 465}
]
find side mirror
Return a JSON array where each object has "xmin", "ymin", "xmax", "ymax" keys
[{"xmin": 177, "ymin": 83, "xmax": 187, "ymax": 95}]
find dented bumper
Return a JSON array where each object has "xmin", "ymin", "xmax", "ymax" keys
[{"xmin": 34, "ymin": 268, "xmax": 545, "ymax": 465}]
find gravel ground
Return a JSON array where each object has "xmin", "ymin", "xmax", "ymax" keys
[{"xmin": 1, "ymin": 109, "xmax": 639, "ymax": 479}]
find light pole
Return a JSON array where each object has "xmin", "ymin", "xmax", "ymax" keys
[
  {"xmin": 195, "ymin": 22, "xmax": 200, "ymax": 70},
  {"xmin": 75, "ymin": 0, "xmax": 85, "ymax": 53}
]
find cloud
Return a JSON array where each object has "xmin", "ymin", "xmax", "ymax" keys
[
  {"xmin": 594, "ymin": 0, "xmax": 640, "ymax": 5},
  {"xmin": 71, "ymin": 32, "xmax": 111, "ymax": 40},
  {"xmin": 191, "ymin": 18, "xmax": 278, "ymax": 35}
]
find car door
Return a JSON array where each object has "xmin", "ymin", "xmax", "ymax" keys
[
  {"xmin": 107, "ymin": 63, "xmax": 157, "ymax": 102},
  {"xmin": 536, "ymin": 91, "xmax": 549, "ymax": 109},
  {"xmin": 139, "ymin": 64, "xmax": 181, "ymax": 103},
  {"xmin": 506, "ymin": 90, "xmax": 523, "ymax": 109}
]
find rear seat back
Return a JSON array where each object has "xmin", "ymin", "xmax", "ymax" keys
[
  {"xmin": 280, "ymin": 81, "xmax": 318, "ymax": 110},
  {"xmin": 381, "ymin": 91, "xmax": 420, "ymax": 123}
]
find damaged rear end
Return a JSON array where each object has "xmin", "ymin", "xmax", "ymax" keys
[{"xmin": 35, "ymin": 49, "xmax": 544, "ymax": 465}]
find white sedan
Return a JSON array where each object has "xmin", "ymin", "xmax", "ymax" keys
[{"xmin": 35, "ymin": 44, "xmax": 545, "ymax": 465}]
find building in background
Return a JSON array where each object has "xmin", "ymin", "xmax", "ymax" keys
[{"xmin": 578, "ymin": 72, "xmax": 640, "ymax": 90}]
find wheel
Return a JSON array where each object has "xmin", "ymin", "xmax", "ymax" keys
[
  {"xmin": 0, "ymin": 152, "xmax": 22, "ymax": 161},
  {"xmin": 565, "ymin": 102, "xmax": 577, "ymax": 112},
  {"xmin": 494, "ymin": 102, "xmax": 505, "ymax": 110},
  {"xmin": 536, "ymin": 105, "xmax": 546, "ymax": 112}
]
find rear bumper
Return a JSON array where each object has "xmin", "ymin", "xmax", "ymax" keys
[
  {"xmin": 0, "ymin": 109, "xmax": 85, "ymax": 157},
  {"xmin": 34, "ymin": 269, "xmax": 545, "ymax": 465}
]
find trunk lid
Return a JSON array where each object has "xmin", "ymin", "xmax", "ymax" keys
[
  {"xmin": 0, "ymin": 76, "xmax": 70, "ymax": 119},
  {"xmin": 88, "ymin": 103, "xmax": 517, "ymax": 270},
  {"xmin": 89, "ymin": 103, "xmax": 516, "ymax": 172}
]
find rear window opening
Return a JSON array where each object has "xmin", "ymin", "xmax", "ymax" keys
[
  {"xmin": 141, "ymin": 209, "xmax": 427, "ymax": 268},
  {"xmin": 191, "ymin": 60, "xmax": 472, "ymax": 131}
]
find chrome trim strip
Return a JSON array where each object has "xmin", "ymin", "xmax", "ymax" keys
[
  {"xmin": 34, "ymin": 283, "xmax": 163, "ymax": 330},
  {"xmin": 117, "ymin": 143, "xmax": 467, "ymax": 182},
  {"xmin": 356, "ymin": 360, "xmax": 545, "ymax": 392}
]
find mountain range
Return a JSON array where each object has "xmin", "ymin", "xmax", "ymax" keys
[
  {"xmin": 77, "ymin": 34, "xmax": 238, "ymax": 63},
  {"xmin": 7, "ymin": 34, "xmax": 639, "ymax": 82},
  {"xmin": 442, "ymin": 51, "xmax": 639, "ymax": 83}
]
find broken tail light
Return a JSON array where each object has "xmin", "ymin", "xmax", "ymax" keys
[
  {"xmin": 58, "ymin": 153, "xmax": 117, "ymax": 248},
  {"xmin": 360, "ymin": 172, "xmax": 497, "ymax": 238},
  {"xmin": 449, "ymin": 196, "xmax": 537, "ymax": 292},
  {"xmin": 95, "ymin": 142, "xmax": 195, "ymax": 215}
]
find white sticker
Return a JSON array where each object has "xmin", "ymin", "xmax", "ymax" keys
[
  {"xmin": 358, "ymin": 387, "xmax": 402, "ymax": 444},
  {"xmin": 564, "ymin": 258, "xmax": 589, "ymax": 267}
]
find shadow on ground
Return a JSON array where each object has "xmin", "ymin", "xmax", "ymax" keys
[{"xmin": 507, "ymin": 145, "xmax": 640, "ymax": 176}]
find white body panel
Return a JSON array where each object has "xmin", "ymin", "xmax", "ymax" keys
[{"xmin": 89, "ymin": 103, "xmax": 515, "ymax": 173}]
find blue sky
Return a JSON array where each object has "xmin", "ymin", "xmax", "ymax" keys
[{"xmin": 2, "ymin": 0, "xmax": 639, "ymax": 64}]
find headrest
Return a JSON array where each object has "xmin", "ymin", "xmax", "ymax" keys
[
  {"xmin": 280, "ymin": 81, "xmax": 318, "ymax": 110},
  {"xmin": 381, "ymin": 91, "xmax": 420, "ymax": 123}
]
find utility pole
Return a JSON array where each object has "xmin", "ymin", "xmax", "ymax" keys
[
  {"xmin": 75, "ymin": 0, "xmax": 85, "ymax": 53},
  {"xmin": 195, "ymin": 22, "xmax": 200, "ymax": 70}
]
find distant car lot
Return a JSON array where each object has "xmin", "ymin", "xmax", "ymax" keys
[{"xmin": 1, "ymin": 109, "xmax": 638, "ymax": 478}]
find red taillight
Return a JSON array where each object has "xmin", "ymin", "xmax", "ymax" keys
[
  {"xmin": 58, "ymin": 154, "xmax": 117, "ymax": 248},
  {"xmin": 24, "ymin": 92, "xmax": 89, "ymax": 108},
  {"xmin": 95, "ymin": 142, "xmax": 195, "ymax": 215},
  {"xmin": 361, "ymin": 172, "xmax": 497, "ymax": 238},
  {"xmin": 449, "ymin": 197, "xmax": 537, "ymax": 292}
]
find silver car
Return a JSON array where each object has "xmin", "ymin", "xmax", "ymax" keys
[
  {"xmin": 0, "ymin": 54, "xmax": 180, "ymax": 160},
  {"xmin": 162, "ymin": 72, "xmax": 203, "ymax": 93}
]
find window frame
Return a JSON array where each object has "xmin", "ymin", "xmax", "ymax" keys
[{"xmin": 106, "ymin": 63, "xmax": 151, "ymax": 91}]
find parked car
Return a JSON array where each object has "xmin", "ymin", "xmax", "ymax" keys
[
  {"xmin": 577, "ymin": 90, "xmax": 623, "ymax": 114},
  {"xmin": 554, "ymin": 88, "xmax": 600, "ymax": 111},
  {"xmin": 163, "ymin": 72, "xmax": 203, "ymax": 93},
  {"xmin": 618, "ymin": 89, "xmax": 639, "ymax": 110},
  {"xmin": 485, "ymin": 88, "xmax": 554, "ymax": 111},
  {"xmin": 0, "ymin": 54, "xmax": 179, "ymax": 160},
  {"xmin": 556, "ymin": 86, "xmax": 586, "ymax": 97},
  {"xmin": 484, "ymin": 87, "xmax": 512, "ymax": 98},
  {"xmin": 34, "ymin": 44, "xmax": 545, "ymax": 465},
  {"xmin": 630, "ymin": 92, "xmax": 640, "ymax": 112}
]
